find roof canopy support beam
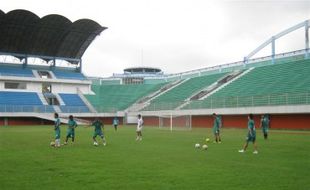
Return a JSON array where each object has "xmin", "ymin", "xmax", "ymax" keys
[
  {"xmin": 271, "ymin": 36, "xmax": 276, "ymax": 64},
  {"xmin": 244, "ymin": 20, "xmax": 310, "ymax": 63},
  {"xmin": 0, "ymin": 51, "xmax": 81, "ymax": 64},
  {"xmin": 306, "ymin": 20, "xmax": 309, "ymax": 58}
]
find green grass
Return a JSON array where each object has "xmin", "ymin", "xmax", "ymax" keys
[{"xmin": 0, "ymin": 126, "xmax": 309, "ymax": 190}]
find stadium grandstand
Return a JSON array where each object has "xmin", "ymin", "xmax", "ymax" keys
[
  {"xmin": 0, "ymin": 9, "xmax": 309, "ymax": 130},
  {"xmin": 0, "ymin": 9, "xmax": 106, "ymax": 124}
]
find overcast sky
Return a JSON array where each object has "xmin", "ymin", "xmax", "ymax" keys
[{"xmin": 2, "ymin": 0, "xmax": 310, "ymax": 77}]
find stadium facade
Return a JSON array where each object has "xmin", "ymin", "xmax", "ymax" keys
[{"xmin": 0, "ymin": 9, "xmax": 309, "ymax": 129}]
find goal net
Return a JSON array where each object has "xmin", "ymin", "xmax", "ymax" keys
[{"xmin": 158, "ymin": 115, "xmax": 192, "ymax": 131}]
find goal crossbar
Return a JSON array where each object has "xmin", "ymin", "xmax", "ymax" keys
[{"xmin": 158, "ymin": 114, "xmax": 192, "ymax": 131}]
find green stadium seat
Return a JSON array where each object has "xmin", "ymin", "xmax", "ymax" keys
[{"xmin": 185, "ymin": 58, "xmax": 310, "ymax": 109}]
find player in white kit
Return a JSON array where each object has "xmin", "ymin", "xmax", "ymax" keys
[{"xmin": 136, "ymin": 114, "xmax": 143, "ymax": 141}]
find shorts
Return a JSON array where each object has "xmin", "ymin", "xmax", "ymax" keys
[
  {"xmin": 66, "ymin": 129, "xmax": 75, "ymax": 138},
  {"xmin": 136, "ymin": 128, "xmax": 142, "ymax": 132},
  {"xmin": 246, "ymin": 134, "xmax": 256, "ymax": 143},
  {"xmin": 93, "ymin": 130, "xmax": 104, "ymax": 138},
  {"xmin": 55, "ymin": 130, "xmax": 60, "ymax": 139},
  {"xmin": 262, "ymin": 128, "xmax": 268, "ymax": 134},
  {"xmin": 213, "ymin": 128, "xmax": 220, "ymax": 135}
]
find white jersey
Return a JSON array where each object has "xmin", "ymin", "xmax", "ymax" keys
[{"xmin": 137, "ymin": 118, "xmax": 143, "ymax": 131}]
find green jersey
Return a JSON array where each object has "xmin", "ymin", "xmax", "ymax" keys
[
  {"xmin": 213, "ymin": 116, "xmax": 221, "ymax": 130},
  {"xmin": 54, "ymin": 118, "xmax": 60, "ymax": 130},
  {"xmin": 92, "ymin": 120, "xmax": 104, "ymax": 137},
  {"xmin": 68, "ymin": 120, "xmax": 77, "ymax": 129},
  {"xmin": 248, "ymin": 119, "xmax": 256, "ymax": 137},
  {"xmin": 92, "ymin": 120, "xmax": 103, "ymax": 131},
  {"xmin": 54, "ymin": 118, "xmax": 61, "ymax": 139},
  {"xmin": 213, "ymin": 116, "xmax": 221, "ymax": 134},
  {"xmin": 261, "ymin": 117, "xmax": 269, "ymax": 129},
  {"xmin": 66, "ymin": 119, "xmax": 76, "ymax": 138}
]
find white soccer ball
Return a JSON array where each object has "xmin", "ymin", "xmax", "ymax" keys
[
  {"xmin": 195, "ymin": 143, "xmax": 201, "ymax": 148},
  {"xmin": 93, "ymin": 142, "xmax": 98, "ymax": 146},
  {"xmin": 205, "ymin": 138, "xmax": 210, "ymax": 143},
  {"xmin": 50, "ymin": 141, "xmax": 55, "ymax": 147},
  {"xmin": 202, "ymin": 144, "xmax": 208, "ymax": 150}
]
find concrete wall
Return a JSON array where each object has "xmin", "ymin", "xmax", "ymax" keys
[
  {"xmin": 0, "ymin": 117, "xmax": 53, "ymax": 126},
  {"xmin": 143, "ymin": 116, "xmax": 159, "ymax": 127},
  {"xmin": 0, "ymin": 117, "xmax": 4, "ymax": 125},
  {"xmin": 0, "ymin": 114, "xmax": 309, "ymax": 130},
  {"xmin": 138, "ymin": 114, "xmax": 310, "ymax": 130},
  {"xmin": 0, "ymin": 76, "xmax": 93, "ymax": 94},
  {"xmin": 192, "ymin": 114, "xmax": 310, "ymax": 130},
  {"xmin": 51, "ymin": 83, "xmax": 91, "ymax": 94},
  {"xmin": 0, "ymin": 81, "xmax": 91, "ymax": 94}
]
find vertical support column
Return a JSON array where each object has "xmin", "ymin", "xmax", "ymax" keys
[
  {"xmin": 78, "ymin": 59, "xmax": 82, "ymax": 72},
  {"xmin": 23, "ymin": 55, "xmax": 28, "ymax": 68},
  {"xmin": 305, "ymin": 20, "xmax": 309, "ymax": 59},
  {"xmin": 271, "ymin": 36, "xmax": 276, "ymax": 64},
  {"xmin": 51, "ymin": 58, "xmax": 56, "ymax": 70},
  {"xmin": 243, "ymin": 57, "xmax": 248, "ymax": 67}
]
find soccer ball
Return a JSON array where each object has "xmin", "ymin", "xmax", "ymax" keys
[
  {"xmin": 205, "ymin": 138, "xmax": 210, "ymax": 143},
  {"xmin": 195, "ymin": 143, "xmax": 201, "ymax": 148},
  {"xmin": 50, "ymin": 141, "xmax": 55, "ymax": 147},
  {"xmin": 202, "ymin": 144, "xmax": 208, "ymax": 150},
  {"xmin": 93, "ymin": 142, "xmax": 98, "ymax": 146}
]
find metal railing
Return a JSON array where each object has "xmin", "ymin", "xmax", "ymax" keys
[
  {"xmin": 0, "ymin": 72, "xmax": 34, "ymax": 78},
  {"xmin": 0, "ymin": 105, "xmax": 91, "ymax": 113},
  {"xmin": 87, "ymin": 49, "xmax": 308, "ymax": 83},
  {"xmin": 59, "ymin": 106, "xmax": 91, "ymax": 113},
  {"xmin": 93, "ymin": 106, "xmax": 118, "ymax": 113},
  {"xmin": 0, "ymin": 105, "xmax": 54, "ymax": 113},
  {"xmin": 142, "ymin": 92, "xmax": 310, "ymax": 111},
  {"xmin": 2, "ymin": 92, "xmax": 308, "ymax": 113}
]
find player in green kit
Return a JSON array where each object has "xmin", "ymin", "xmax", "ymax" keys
[
  {"xmin": 64, "ymin": 115, "xmax": 77, "ymax": 145},
  {"xmin": 239, "ymin": 114, "xmax": 258, "ymax": 154},
  {"xmin": 260, "ymin": 114, "xmax": 270, "ymax": 140},
  {"xmin": 87, "ymin": 118, "xmax": 106, "ymax": 146},
  {"xmin": 54, "ymin": 113, "xmax": 61, "ymax": 147},
  {"xmin": 212, "ymin": 113, "xmax": 222, "ymax": 143},
  {"xmin": 113, "ymin": 117, "xmax": 119, "ymax": 131}
]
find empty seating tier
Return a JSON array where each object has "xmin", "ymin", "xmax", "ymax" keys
[
  {"xmin": 144, "ymin": 72, "xmax": 227, "ymax": 110},
  {"xmin": 0, "ymin": 91, "xmax": 54, "ymax": 112},
  {"xmin": 58, "ymin": 93, "xmax": 90, "ymax": 113},
  {"xmin": 86, "ymin": 84, "xmax": 165, "ymax": 112},
  {"xmin": 185, "ymin": 58, "xmax": 310, "ymax": 109},
  {"xmin": 0, "ymin": 64, "xmax": 34, "ymax": 77},
  {"xmin": 53, "ymin": 70, "xmax": 86, "ymax": 80}
]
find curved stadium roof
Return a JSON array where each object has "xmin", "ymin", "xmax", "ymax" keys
[{"xmin": 0, "ymin": 9, "xmax": 107, "ymax": 62}]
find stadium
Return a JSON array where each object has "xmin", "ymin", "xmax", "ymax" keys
[
  {"xmin": 1, "ymin": 9, "xmax": 309, "ymax": 129},
  {"xmin": 1, "ymin": 7, "xmax": 310, "ymax": 190}
]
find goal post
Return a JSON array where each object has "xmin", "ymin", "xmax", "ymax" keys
[{"xmin": 158, "ymin": 114, "xmax": 192, "ymax": 131}]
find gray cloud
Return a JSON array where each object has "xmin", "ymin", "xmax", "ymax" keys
[{"xmin": 2, "ymin": 0, "xmax": 310, "ymax": 77}]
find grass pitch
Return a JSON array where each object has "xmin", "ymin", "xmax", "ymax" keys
[{"xmin": 0, "ymin": 125, "xmax": 309, "ymax": 190}]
